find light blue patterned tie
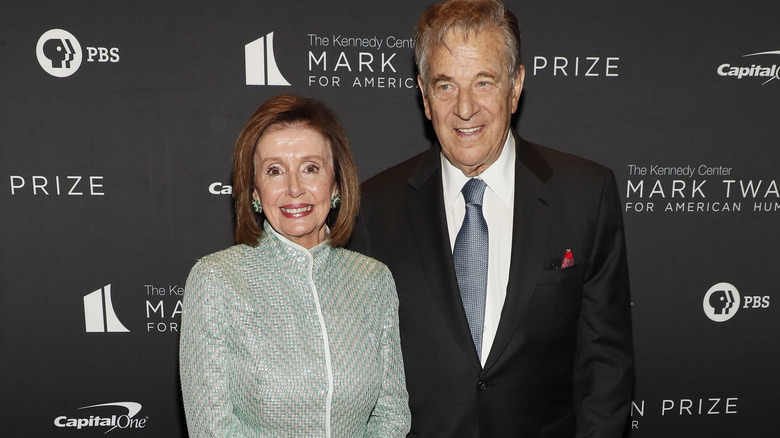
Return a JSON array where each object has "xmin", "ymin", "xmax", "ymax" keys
[{"xmin": 453, "ymin": 178, "xmax": 488, "ymax": 360}]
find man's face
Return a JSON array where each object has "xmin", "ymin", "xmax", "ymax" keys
[{"xmin": 419, "ymin": 29, "xmax": 524, "ymax": 177}]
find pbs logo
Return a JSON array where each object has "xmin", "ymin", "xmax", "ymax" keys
[
  {"xmin": 36, "ymin": 29, "xmax": 120, "ymax": 78},
  {"xmin": 703, "ymin": 282, "xmax": 770, "ymax": 322},
  {"xmin": 36, "ymin": 29, "xmax": 83, "ymax": 77},
  {"xmin": 703, "ymin": 283, "xmax": 740, "ymax": 322}
]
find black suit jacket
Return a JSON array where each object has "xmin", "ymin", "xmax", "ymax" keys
[{"xmin": 351, "ymin": 136, "xmax": 634, "ymax": 438}]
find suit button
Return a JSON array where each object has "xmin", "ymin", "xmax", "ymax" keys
[{"xmin": 477, "ymin": 381, "xmax": 487, "ymax": 391}]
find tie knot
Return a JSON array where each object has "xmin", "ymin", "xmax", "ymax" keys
[{"xmin": 461, "ymin": 178, "xmax": 487, "ymax": 206}]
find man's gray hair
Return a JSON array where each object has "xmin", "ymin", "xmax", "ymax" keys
[{"xmin": 414, "ymin": 0, "xmax": 523, "ymax": 91}]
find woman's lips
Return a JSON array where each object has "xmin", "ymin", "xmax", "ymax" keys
[{"xmin": 280, "ymin": 204, "xmax": 313, "ymax": 218}]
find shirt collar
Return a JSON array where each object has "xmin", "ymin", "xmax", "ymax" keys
[{"xmin": 440, "ymin": 132, "xmax": 515, "ymax": 206}]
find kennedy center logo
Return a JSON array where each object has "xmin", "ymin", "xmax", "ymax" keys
[
  {"xmin": 245, "ymin": 32, "xmax": 291, "ymax": 86},
  {"xmin": 84, "ymin": 284, "xmax": 130, "ymax": 332}
]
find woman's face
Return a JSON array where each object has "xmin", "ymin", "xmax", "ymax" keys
[{"xmin": 253, "ymin": 125, "xmax": 337, "ymax": 249}]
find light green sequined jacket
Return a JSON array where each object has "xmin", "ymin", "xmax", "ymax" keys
[{"xmin": 180, "ymin": 224, "xmax": 410, "ymax": 437}]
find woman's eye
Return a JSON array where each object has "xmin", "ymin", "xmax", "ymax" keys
[
  {"xmin": 266, "ymin": 166, "xmax": 283, "ymax": 176},
  {"xmin": 304, "ymin": 164, "xmax": 320, "ymax": 174}
]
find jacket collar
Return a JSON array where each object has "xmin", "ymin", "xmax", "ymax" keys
[{"xmin": 404, "ymin": 135, "xmax": 557, "ymax": 372}]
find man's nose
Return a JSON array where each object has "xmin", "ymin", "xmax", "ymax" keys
[{"xmin": 453, "ymin": 88, "xmax": 478, "ymax": 120}]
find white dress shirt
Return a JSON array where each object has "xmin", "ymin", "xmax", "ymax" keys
[{"xmin": 441, "ymin": 133, "xmax": 515, "ymax": 366}]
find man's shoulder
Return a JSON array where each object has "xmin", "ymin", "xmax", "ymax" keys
[
  {"xmin": 362, "ymin": 148, "xmax": 433, "ymax": 194},
  {"xmin": 519, "ymin": 138, "xmax": 613, "ymax": 183}
]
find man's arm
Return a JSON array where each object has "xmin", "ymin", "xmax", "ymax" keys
[{"xmin": 574, "ymin": 169, "xmax": 634, "ymax": 438}]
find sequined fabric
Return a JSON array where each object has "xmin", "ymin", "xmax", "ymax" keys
[{"xmin": 180, "ymin": 222, "xmax": 410, "ymax": 437}]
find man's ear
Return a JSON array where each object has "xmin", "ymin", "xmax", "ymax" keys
[
  {"xmin": 510, "ymin": 65, "xmax": 525, "ymax": 114},
  {"xmin": 418, "ymin": 74, "xmax": 432, "ymax": 120}
]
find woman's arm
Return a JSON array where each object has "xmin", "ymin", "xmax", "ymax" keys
[
  {"xmin": 179, "ymin": 260, "xmax": 249, "ymax": 438},
  {"xmin": 365, "ymin": 266, "xmax": 411, "ymax": 437}
]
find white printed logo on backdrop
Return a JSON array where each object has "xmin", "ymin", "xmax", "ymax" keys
[
  {"xmin": 84, "ymin": 284, "xmax": 130, "ymax": 332},
  {"xmin": 703, "ymin": 282, "xmax": 740, "ymax": 322},
  {"xmin": 717, "ymin": 50, "xmax": 780, "ymax": 86},
  {"xmin": 36, "ymin": 29, "xmax": 83, "ymax": 77},
  {"xmin": 246, "ymin": 32, "xmax": 291, "ymax": 86},
  {"xmin": 54, "ymin": 402, "xmax": 147, "ymax": 433},
  {"xmin": 36, "ymin": 28, "xmax": 121, "ymax": 78}
]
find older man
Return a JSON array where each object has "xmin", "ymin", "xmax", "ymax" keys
[{"xmin": 352, "ymin": 0, "xmax": 634, "ymax": 436}]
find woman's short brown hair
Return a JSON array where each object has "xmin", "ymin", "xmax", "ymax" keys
[{"xmin": 232, "ymin": 94, "xmax": 360, "ymax": 247}]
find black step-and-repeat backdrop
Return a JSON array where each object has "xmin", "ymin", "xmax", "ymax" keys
[{"xmin": 2, "ymin": 1, "xmax": 778, "ymax": 436}]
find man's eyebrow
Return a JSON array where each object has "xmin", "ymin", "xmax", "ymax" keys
[
  {"xmin": 475, "ymin": 71, "xmax": 501, "ymax": 81},
  {"xmin": 431, "ymin": 71, "xmax": 501, "ymax": 84},
  {"xmin": 431, "ymin": 74, "xmax": 454, "ymax": 84}
]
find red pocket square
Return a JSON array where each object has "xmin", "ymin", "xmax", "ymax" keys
[{"xmin": 561, "ymin": 249, "xmax": 574, "ymax": 269}]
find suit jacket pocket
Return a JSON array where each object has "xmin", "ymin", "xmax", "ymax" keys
[{"xmin": 535, "ymin": 264, "xmax": 583, "ymax": 287}]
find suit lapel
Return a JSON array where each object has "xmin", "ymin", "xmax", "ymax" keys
[
  {"xmin": 405, "ymin": 146, "xmax": 483, "ymax": 370},
  {"xmin": 483, "ymin": 137, "xmax": 555, "ymax": 373}
]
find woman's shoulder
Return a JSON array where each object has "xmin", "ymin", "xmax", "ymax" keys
[
  {"xmin": 188, "ymin": 244, "xmax": 256, "ymax": 276},
  {"xmin": 332, "ymin": 246, "xmax": 390, "ymax": 274},
  {"xmin": 330, "ymin": 247, "xmax": 396, "ymax": 301},
  {"xmin": 200, "ymin": 243, "xmax": 253, "ymax": 260}
]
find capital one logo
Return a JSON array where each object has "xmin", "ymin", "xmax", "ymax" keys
[
  {"xmin": 717, "ymin": 50, "xmax": 780, "ymax": 86},
  {"xmin": 54, "ymin": 402, "xmax": 147, "ymax": 433},
  {"xmin": 703, "ymin": 282, "xmax": 741, "ymax": 322},
  {"xmin": 84, "ymin": 284, "xmax": 130, "ymax": 332},
  {"xmin": 245, "ymin": 32, "xmax": 291, "ymax": 86},
  {"xmin": 36, "ymin": 29, "xmax": 83, "ymax": 77}
]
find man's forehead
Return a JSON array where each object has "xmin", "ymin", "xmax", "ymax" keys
[
  {"xmin": 428, "ymin": 29, "xmax": 506, "ymax": 74},
  {"xmin": 440, "ymin": 27, "xmax": 500, "ymax": 47}
]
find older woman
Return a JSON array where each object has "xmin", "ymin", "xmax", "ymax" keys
[{"xmin": 179, "ymin": 94, "xmax": 410, "ymax": 437}]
